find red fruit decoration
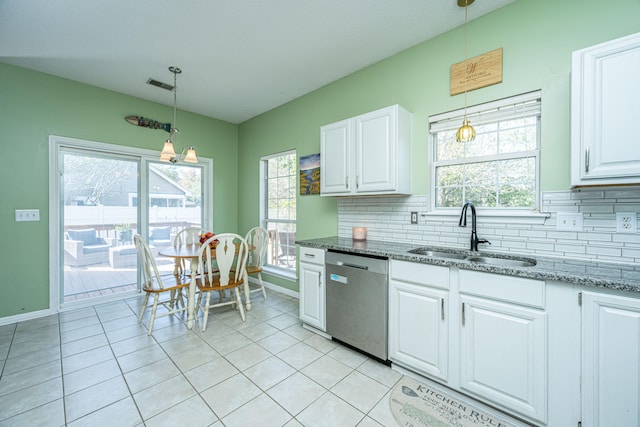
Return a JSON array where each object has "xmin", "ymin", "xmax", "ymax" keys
[{"xmin": 199, "ymin": 232, "xmax": 216, "ymax": 246}]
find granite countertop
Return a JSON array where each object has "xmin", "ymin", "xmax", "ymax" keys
[{"xmin": 296, "ymin": 236, "xmax": 640, "ymax": 294}]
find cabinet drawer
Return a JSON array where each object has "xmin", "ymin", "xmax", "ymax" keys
[
  {"xmin": 459, "ymin": 270, "xmax": 545, "ymax": 309},
  {"xmin": 391, "ymin": 260, "xmax": 449, "ymax": 290},
  {"xmin": 298, "ymin": 246, "xmax": 325, "ymax": 265}
]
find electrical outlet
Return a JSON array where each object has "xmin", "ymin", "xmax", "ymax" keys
[
  {"xmin": 15, "ymin": 209, "xmax": 40, "ymax": 222},
  {"xmin": 410, "ymin": 211, "xmax": 418, "ymax": 224},
  {"xmin": 556, "ymin": 212, "xmax": 583, "ymax": 231},
  {"xmin": 616, "ymin": 212, "xmax": 637, "ymax": 233}
]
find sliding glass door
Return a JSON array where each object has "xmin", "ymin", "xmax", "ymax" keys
[
  {"xmin": 51, "ymin": 136, "xmax": 212, "ymax": 310},
  {"xmin": 61, "ymin": 148, "xmax": 140, "ymax": 303},
  {"xmin": 146, "ymin": 162, "xmax": 204, "ymax": 274}
]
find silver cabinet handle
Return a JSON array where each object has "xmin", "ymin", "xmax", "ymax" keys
[
  {"xmin": 441, "ymin": 298, "xmax": 445, "ymax": 321},
  {"xmin": 304, "ymin": 253, "xmax": 315, "ymax": 258},
  {"xmin": 461, "ymin": 303, "xmax": 466, "ymax": 326},
  {"xmin": 356, "ymin": 175, "xmax": 359, "ymax": 189},
  {"xmin": 345, "ymin": 176, "xmax": 349, "ymax": 189},
  {"xmin": 585, "ymin": 147, "xmax": 590, "ymax": 173}
]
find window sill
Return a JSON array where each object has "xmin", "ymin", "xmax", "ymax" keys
[
  {"xmin": 422, "ymin": 209, "xmax": 550, "ymax": 225},
  {"xmin": 263, "ymin": 265, "xmax": 297, "ymax": 281}
]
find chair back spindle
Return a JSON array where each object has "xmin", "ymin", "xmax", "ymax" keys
[{"xmin": 134, "ymin": 234, "xmax": 164, "ymax": 290}]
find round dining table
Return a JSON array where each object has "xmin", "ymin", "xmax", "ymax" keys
[{"xmin": 158, "ymin": 244, "xmax": 253, "ymax": 330}]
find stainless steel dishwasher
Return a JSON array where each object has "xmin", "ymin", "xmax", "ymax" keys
[{"xmin": 325, "ymin": 250, "xmax": 389, "ymax": 362}]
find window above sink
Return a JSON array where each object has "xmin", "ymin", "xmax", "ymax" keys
[{"xmin": 428, "ymin": 91, "xmax": 542, "ymax": 215}]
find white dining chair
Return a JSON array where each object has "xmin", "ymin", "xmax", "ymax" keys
[
  {"xmin": 173, "ymin": 226, "xmax": 205, "ymax": 276},
  {"xmin": 195, "ymin": 233, "xmax": 249, "ymax": 331},
  {"xmin": 134, "ymin": 234, "xmax": 189, "ymax": 335},
  {"xmin": 244, "ymin": 226, "xmax": 269, "ymax": 300}
]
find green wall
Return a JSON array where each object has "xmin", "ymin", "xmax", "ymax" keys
[
  {"xmin": 0, "ymin": 63, "xmax": 238, "ymax": 317},
  {"xmin": 237, "ymin": 0, "xmax": 640, "ymax": 268},
  {"xmin": 2, "ymin": 0, "xmax": 639, "ymax": 316}
]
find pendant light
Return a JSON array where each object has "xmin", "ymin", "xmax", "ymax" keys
[
  {"xmin": 455, "ymin": 0, "xmax": 476, "ymax": 143},
  {"xmin": 160, "ymin": 66, "xmax": 198, "ymax": 164}
]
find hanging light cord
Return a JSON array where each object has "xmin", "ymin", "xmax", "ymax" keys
[
  {"xmin": 169, "ymin": 66, "xmax": 181, "ymax": 142},
  {"xmin": 463, "ymin": 2, "xmax": 469, "ymax": 121}
]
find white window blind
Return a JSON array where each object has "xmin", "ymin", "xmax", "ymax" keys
[{"xmin": 429, "ymin": 90, "xmax": 541, "ymax": 132}]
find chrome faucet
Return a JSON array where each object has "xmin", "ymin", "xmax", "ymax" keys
[{"xmin": 459, "ymin": 202, "xmax": 490, "ymax": 251}]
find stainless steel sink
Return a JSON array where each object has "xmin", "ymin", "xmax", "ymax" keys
[
  {"xmin": 408, "ymin": 248, "xmax": 467, "ymax": 260},
  {"xmin": 465, "ymin": 256, "xmax": 536, "ymax": 268}
]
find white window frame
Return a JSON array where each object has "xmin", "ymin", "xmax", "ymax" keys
[
  {"xmin": 427, "ymin": 91, "xmax": 548, "ymax": 224},
  {"xmin": 260, "ymin": 149, "xmax": 297, "ymax": 280}
]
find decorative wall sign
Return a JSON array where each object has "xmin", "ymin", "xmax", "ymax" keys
[
  {"xmin": 125, "ymin": 115, "xmax": 171, "ymax": 132},
  {"xmin": 299, "ymin": 153, "xmax": 320, "ymax": 195},
  {"xmin": 450, "ymin": 48, "xmax": 503, "ymax": 96}
]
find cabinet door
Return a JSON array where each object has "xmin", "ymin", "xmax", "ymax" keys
[
  {"xmin": 320, "ymin": 119, "xmax": 352, "ymax": 195},
  {"xmin": 571, "ymin": 32, "xmax": 640, "ymax": 186},
  {"xmin": 582, "ymin": 292, "xmax": 640, "ymax": 427},
  {"xmin": 389, "ymin": 279, "xmax": 448, "ymax": 381},
  {"xmin": 355, "ymin": 106, "xmax": 396, "ymax": 193},
  {"xmin": 299, "ymin": 261, "xmax": 325, "ymax": 330},
  {"xmin": 459, "ymin": 294, "xmax": 547, "ymax": 424}
]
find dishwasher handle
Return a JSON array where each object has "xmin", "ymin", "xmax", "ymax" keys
[{"xmin": 332, "ymin": 261, "xmax": 369, "ymax": 270}]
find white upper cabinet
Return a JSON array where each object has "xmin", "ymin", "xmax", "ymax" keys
[
  {"xmin": 320, "ymin": 105, "xmax": 412, "ymax": 196},
  {"xmin": 571, "ymin": 32, "xmax": 640, "ymax": 188}
]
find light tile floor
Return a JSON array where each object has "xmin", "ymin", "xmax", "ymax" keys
[{"xmin": 0, "ymin": 289, "xmax": 404, "ymax": 427}]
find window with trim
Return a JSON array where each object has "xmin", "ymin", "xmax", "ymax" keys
[
  {"xmin": 260, "ymin": 150, "xmax": 297, "ymax": 276},
  {"xmin": 429, "ymin": 91, "xmax": 541, "ymax": 211}
]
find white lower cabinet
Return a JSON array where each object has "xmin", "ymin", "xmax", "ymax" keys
[
  {"xmin": 459, "ymin": 294, "xmax": 547, "ymax": 423},
  {"xmin": 389, "ymin": 261, "xmax": 548, "ymax": 425},
  {"xmin": 298, "ymin": 246, "xmax": 326, "ymax": 331},
  {"xmin": 581, "ymin": 291, "xmax": 640, "ymax": 427},
  {"xmin": 458, "ymin": 270, "xmax": 547, "ymax": 424},
  {"xmin": 389, "ymin": 261, "xmax": 449, "ymax": 381}
]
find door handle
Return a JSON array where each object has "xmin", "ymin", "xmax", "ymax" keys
[
  {"xmin": 461, "ymin": 302, "xmax": 465, "ymax": 326},
  {"xmin": 441, "ymin": 298, "xmax": 445, "ymax": 321}
]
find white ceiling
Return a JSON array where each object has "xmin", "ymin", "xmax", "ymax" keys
[{"xmin": 0, "ymin": 0, "xmax": 515, "ymax": 124}]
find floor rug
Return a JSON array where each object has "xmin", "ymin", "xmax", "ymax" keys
[{"xmin": 389, "ymin": 376, "xmax": 519, "ymax": 427}]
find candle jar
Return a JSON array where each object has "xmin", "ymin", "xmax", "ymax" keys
[{"xmin": 352, "ymin": 227, "xmax": 367, "ymax": 241}]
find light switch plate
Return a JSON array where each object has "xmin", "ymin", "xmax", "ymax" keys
[
  {"xmin": 15, "ymin": 209, "xmax": 40, "ymax": 222},
  {"xmin": 410, "ymin": 211, "xmax": 418, "ymax": 224},
  {"xmin": 556, "ymin": 212, "xmax": 583, "ymax": 231}
]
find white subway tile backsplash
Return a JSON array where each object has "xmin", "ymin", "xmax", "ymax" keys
[
  {"xmin": 336, "ymin": 191, "xmax": 640, "ymax": 263},
  {"xmin": 580, "ymin": 233, "xmax": 613, "ymax": 242},
  {"xmin": 586, "ymin": 246, "xmax": 622, "ymax": 257},
  {"xmin": 526, "ymin": 242, "xmax": 556, "ymax": 251},
  {"xmin": 613, "ymin": 234, "xmax": 640, "ymax": 244},
  {"xmin": 555, "ymin": 244, "xmax": 587, "ymax": 254},
  {"xmin": 580, "ymin": 204, "xmax": 615, "ymax": 213},
  {"xmin": 571, "ymin": 191, "xmax": 606, "ymax": 200},
  {"xmin": 519, "ymin": 230, "xmax": 548, "ymax": 238}
]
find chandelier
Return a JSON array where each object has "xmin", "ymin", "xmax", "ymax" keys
[{"xmin": 160, "ymin": 66, "xmax": 198, "ymax": 163}]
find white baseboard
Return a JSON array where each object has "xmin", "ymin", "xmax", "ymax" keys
[
  {"xmin": 249, "ymin": 276, "xmax": 299, "ymax": 299},
  {"xmin": 0, "ymin": 308, "xmax": 56, "ymax": 327},
  {"xmin": 302, "ymin": 323, "xmax": 331, "ymax": 339}
]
